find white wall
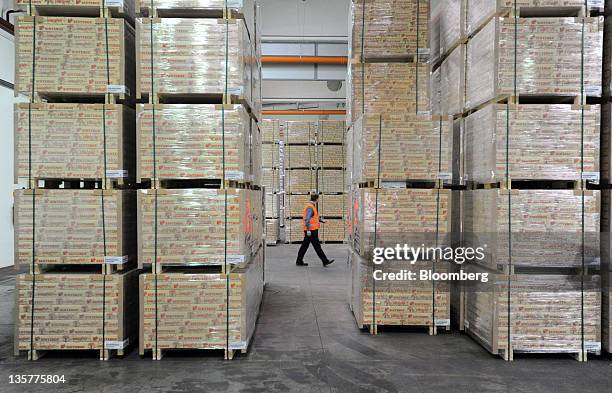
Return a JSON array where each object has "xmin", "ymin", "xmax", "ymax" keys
[{"xmin": 0, "ymin": 28, "xmax": 14, "ymax": 268}]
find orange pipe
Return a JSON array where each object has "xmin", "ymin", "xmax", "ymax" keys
[
  {"xmin": 262, "ymin": 56, "xmax": 348, "ymax": 65},
  {"xmin": 262, "ymin": 110, "xmax": 346, "ymax": 115}
]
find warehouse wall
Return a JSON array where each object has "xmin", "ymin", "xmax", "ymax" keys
[
  {"xmin": 259, "ymin": 0, "xmax": 349, "ymax": 38},
  {"xmin": 0, "ymin": 28, "xmax": 15, "ymax": 268}
]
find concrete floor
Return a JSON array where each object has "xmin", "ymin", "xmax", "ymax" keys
[{"xmin": 0, "ymin": 244, "xmax": 611, "ymax": 392}]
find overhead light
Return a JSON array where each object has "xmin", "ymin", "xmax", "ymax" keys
[{"xmin": 327, "ymin": 80, "xmax": 342, "ymax": 92}]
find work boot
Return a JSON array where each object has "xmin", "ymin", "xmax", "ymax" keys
[
  {"xmin": 323, "ymin": 259, "xmax": 335, "ymax": 267},
  {"xmin": 296, "ymin": 261, "xmax": 309, "ymax": 266}
]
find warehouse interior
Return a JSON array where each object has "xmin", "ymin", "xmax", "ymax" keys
[{"xmin": 0, "ymin": 0, "xmax": 611, "ymax": 392}]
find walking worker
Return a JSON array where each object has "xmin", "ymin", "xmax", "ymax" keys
[{"xmin": 296, "ymin": 194, "xmax": 335, "ymax": 267}]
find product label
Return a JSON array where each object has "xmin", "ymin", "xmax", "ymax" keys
[
  {"xmin": 585, "ymin": 341, "xmax": 601, "ymax": 352},
  {"xmin": 104, "ymin": 0, "xmax": 124, "ymax": 6},
  {"xmin": 464, "ymin": 320, "xmax": 470, "ymax": 329},
  {"xmin": 225, "ymin": 171, "xmax": 244, "ymax": 181},
  {"xmin": 106, "ymin": 170, "xmax": 128, "ymax": 178},
  {"xmin": 582, "ymin": 172, "xmax": 599, "ymax": 181},
  {"xmin": 227, "ymin": 255, "xmax": 246, "ymax": 265},
  {"xmin": 105, "ymin": 339, "xmax": 129, "ymax": 350},
  {"xmin": 437, "ymin": 172, "xmax": 452, "ymax": 181},
  {"xmin": 107, "ymin": 85, "xmax": 128, "ymax": 94},
  {"xmin": 382, "ymin": 182, "xmax": 405, "ymax": 189},
  {"xmin": 225, "ymin": 87, "xmax": 243, "ymax": 95},
  {"xmin": 104, "ymin": 255, "xmax": 128, "ymax": 265},
  {"xmin": 229, "ymin": 340, "xmax": 247, "ymax": 350},
  {"xmin": 435, "ymin": 318, "xmax": 451, "ymax": 326},
  {"xmin": 225, "ymin": 0, "xmax": 243, "ymax": 7}
]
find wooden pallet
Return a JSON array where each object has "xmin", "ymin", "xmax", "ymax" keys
[{"xmin": 21, "ymin": 347, "xmax": 128, "ymax": 361}]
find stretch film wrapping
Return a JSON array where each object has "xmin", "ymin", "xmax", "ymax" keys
[
  {"xmin": 285, "ymin": 194, "xmax": 345, "ymax": 218},
  {"xmin": 465, "ymin": 17, "xmax": 603, "ymax": 110},
  {"xmin": 466, "ymin": 0, "xmax": 604, "ymax": 37},
  {"xmin": 601, "ymin": 104, "xmax": 612, "ymax": 183},
  {"xmin": 137, "ymin": 18, "xmax": 255, "ymax": 105},
  {"xmin": 137, "ymin": 104, "xmax": 253, "ymax": 181},
  {"xmin": 349, "ymin": 62, "xmax": 430, "ymax": 124},
  {"xmin": 434, "ymin": 44, "xmax": 465, "ymax": 116},
  {"xmin": 285, "ymin": 169, "xmax": 316, "ymax": 194},
  {"xmin": 261, "ymin": 120, "xmax": 281, "ymax": 144},
  {"xmin": 318, "ymin": 145, "xmax": 345, "ymax": 168},
  {"xmin": 317, "ymin": 121, "xmax": 345, "ymax": 144},
  {"xmin": 349, "ymin": 249, "xmax": 450, "ymax": 328},
  {"xmin": 14, "ymin": 103, "xmax": 135, "ymax": 182},
  {"xmin": 318, "ymin": 169, "xmax": 344, "ymax": 193},
  {"xmin": 139, "ymin": 248, "xmax": 264, "ymax": 352},
  {"xmin": 352, "ymin": 188, "xmax": 451, "ymax": 256},
  {"xmin": 284, "ymin": 219, "xmax": 304, "ymax": 243},
  {"xmin": 464, "ymin": 104, "xmax": 600, "ymax": 183},
  {"xmin": 429, "ymin": 0, "xmax": 441, "ymax": 62},
  {"xmin": 17, "ymin": 0, "xmax": 136, "ymax": 19},
  {"xmin": 463, "ymin": 189, "xmax": 600, "ymax": 269},
  {"xmin": 439, "ymin": 0, "xmax": 465, "ymax": 57},
  {"xmin": 265, "ymin": 192, "xmax": 278, "ymax": 218},
  {"xmin": 261, "ymin": 144, "xmax": 279, "ymax": 168},
  {"xmin": 138, "ymin": 188, "xmax": 262, "ymax": 267},
  {"xmin": 604, "ymin": 268, "xmax": 612, "ymax": 351},
  {"xmin": 284, "ymin": 121, "xmax": 315, "ymax": 144},
  {"xmin": 262, "ymin": 168, "xmax": 280, "ymax": 192},
  {"xmin": 320, "ymin": 218, "xmax": 346, "ymax": 243},
  {"xmin": 14, "ymin": 190, "xmax": 136, "ymax": 267},
  {"xmin": 285, "ymin": 145, "xmax": 316, "ymax": 169},
  {"xmin": 350, "ymin": 0, "xmax": 429, "ymax": 59},
  {"xmin": 351, "ymin": 115, "xmax": 453, "ymax": 183},
  {"xmin": 464, "ymin": 264, "xmax": 601, "ymax": 354},
  {"xmin": 15, "ymin": 270, "xmax": 138, "ymax": 352},
  {"xmin": 15, "ymin": 17, "xmax": 135, "ymax": 98}
]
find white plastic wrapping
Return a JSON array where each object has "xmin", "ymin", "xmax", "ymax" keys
[{"xmin": 439, "ymin": 0, "xmax": 465, "ymax": 57}]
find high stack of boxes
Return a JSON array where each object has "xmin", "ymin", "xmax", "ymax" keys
[
  {"xmin": 346, "ymin": 0, "xmax": 453, "ymax": 335},
  {"xmin": 134, "ymin": 0, "xmax": 264, "ymax": 360},
  {"xmin": 261, "ymin": 119, "xmax": 281, "ymax": 244},
  {"xmin": 13, "ymin": 0, "xmax": 137, "ymax": 360},
  {"xmin": 283, "ymin": 120, "xmax": 346, "ymax": 243},
  {"xmin": 432, "ymin": 0, "xmax": 604, "ymax": 360}
]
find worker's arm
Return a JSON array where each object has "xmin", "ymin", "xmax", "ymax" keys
[{"xmin": 304, "ymin": 206, "xmax": 314, "ymax": 235}]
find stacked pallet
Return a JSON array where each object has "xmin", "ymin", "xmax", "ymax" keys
[
  {"xmin": 135, "ymin": 1, "xmax": 263, "ymax": 359},
  {"xmin": 347, "ymin": 0, "xmax": 452, "ymax": 335},
  {"xmin": 139, "ymin": 247, "xmax": 264, "ymax": 358},
  {"xmin": 261, "ymin": 120, "xmax": 281, "ymax": 244},
  {"xmin": 283, "ymin": 121, "xmax": 346, "ymax": 243},
  {"xmin": 437, "ymin": 0, "xmax": 605, "ymax": 360},
  {"xmin": 13, "ymin": 4, "xmax": 137, "ymax": 360}
]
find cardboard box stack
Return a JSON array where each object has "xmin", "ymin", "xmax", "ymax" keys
[
  {"xmin": 260, "ymin": 119, "xmax": 280, "ymax": 244},
  {"xmin": 283, "ymin": 121, "xmax": 346, "ymax": 243},
  {"xmin": 346, "ymin": 0, "xmax": 452, "ymax": 335},
  {"xmin": 13, "ymin": 1, "xmax": 137, "ymax": 360},
  {"xmin": 432, "ymin": 0, "xmax": 604, "ymax": 360},
  {"xmin": 135, "ymin": 0, "xmax": 264, "ymax": 360}
]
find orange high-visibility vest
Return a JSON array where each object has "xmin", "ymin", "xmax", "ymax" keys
[{"xmin": 303, "ymin": 201, "xmax": 320, "ymax": 231}]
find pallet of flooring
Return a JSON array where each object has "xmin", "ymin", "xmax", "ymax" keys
[
  {"xmin": 285, "ymin": 194, "xmax": 345, "ymax": 218},
  {"xmin": 261, "ymin": 119, "xmax": 281, "ymax": 144},
  {"xmin": 429, "ymin": 0, "xmax": 441, "ymax": 62},
  {"xmin": 16, "ymin": 0, "xmax": 136, "ymax": 20},
  {"xmin": 284, "ymin": 121, "xmax": 315, "ymax": 144},
  {"xmin": 318, "ymin": 145, "xmax": 344, "ymax": 168},
  {"xmin": 465, "ymin": 17, "xmax": 602, "ymax": 111},
  {"xmin": 262, "ymin": 168, "xmax": 280, "ymax": 193},
  {"xmin": 15, "ymin": 269, "xmax": 138, "ymax": 356},
  {"xmin": 250, "ymin": 118, "xmax": 262, "ymax": 185},
  {"xmin": 600, "ymin": 104, "xmax": 612, "ymax": 183},
  {"xmin": 265, "ymin": 192, "xmax": 278, "ymax": 218},
  {"xmin": 284, "ymin": 218, "xmax": 304, "ymax": 243},
  {"xmin": 438, "ymin": 0, "xmax": 466, "ymax": 58},
  {"xmin": 463, "ymin": 189, "xmax": 600, "ymax": 270},
  {"xmin": 318, "ymin": 169, "xmax": 345, "ymax": 193},
  {"xmin": 349, "ymin": 249, "xmax": 451, "ymax": 331},
  {"xmin": 137, "ymin": 104, "xmax": 255, "ymax": 182},
  {"xmin": 285, "ymin": 169, "xmax": 316, "ymax": 194},
  {"xmin": 14, "ymin": 103, "xmax": 135, "ymax": 183},
  {"xmin": 431, "ymin": 44, "xmax": 465, "ymax": 116},
  {"xmin": 348, "ymin": 62, "xmax": 430, "ymax": 125},
  {"xmin": 350, "ymin": 0, "xmax": 428, "ymax": 60},
  {"xmin": 136, "ymin": 18, "xmax": 255, "ymax": 106},
  {"xmin": 351, "ymin": 188, "xmax": 452, "ymax": 256},
  {"xmin": 603, "ymin": 269, "xmax": 612, "ymax": 352},
  {"xmin": 15, "ymin": 16, "xmax": 135, "ymax": 100},
  {"xmin": 14, "ymin": 189, "xmax": 136, "ymax": 268},
  {"xmin": 285, "ymin": 145, "xmax": 316, "ymax": 168},
  {"xmin": 138, "ymin": 188, "xmax": 262, "ymax": 267},
  {"xmin": 350, "ymin": 114, "xmax": 453, "ymax": 183},
  {"xmin": 604, "ymin": 17, "xmax": 612, "ymax": 97},
  {"xmin": 320, "ymin": 218, "xmax": 345, "ymax": 243},
  {"xmin": 466, "ymin": 0, "xmax": 604, "ymax": 37},
  {"xmin": 463, "ymin": 264, "xmax": 601, "ymax": 358},
  {"xmin": 262, "ymin": 143, "xmax": 279, "ymax": 168},
  {"xmin": 464, "ymin": 103, "xmax": 600, "ymax": 183},
  {"xmin": 139, "ymin": 247, "xmax": 263, "ymax": 357},
  {"xmin": 266, "ymin": 218, "xmax": 278, "ymax": 244},
  {"xmin": 317, "ymin": 120, "xmax": 345, "ymax": 144}
]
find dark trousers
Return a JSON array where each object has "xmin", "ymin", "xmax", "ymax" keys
[{"xmin": 296, "ymin": 229, "xmax": 329, "ymax": 264}]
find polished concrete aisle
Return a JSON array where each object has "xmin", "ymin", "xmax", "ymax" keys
[{"xmin": 0, "ymin": 244, "xmax": 611, "ymax": 392}]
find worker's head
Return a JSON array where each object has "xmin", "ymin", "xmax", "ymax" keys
[{"xmin": 310, "ymin": 194, "xmax": 319, "ymax": 202}]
